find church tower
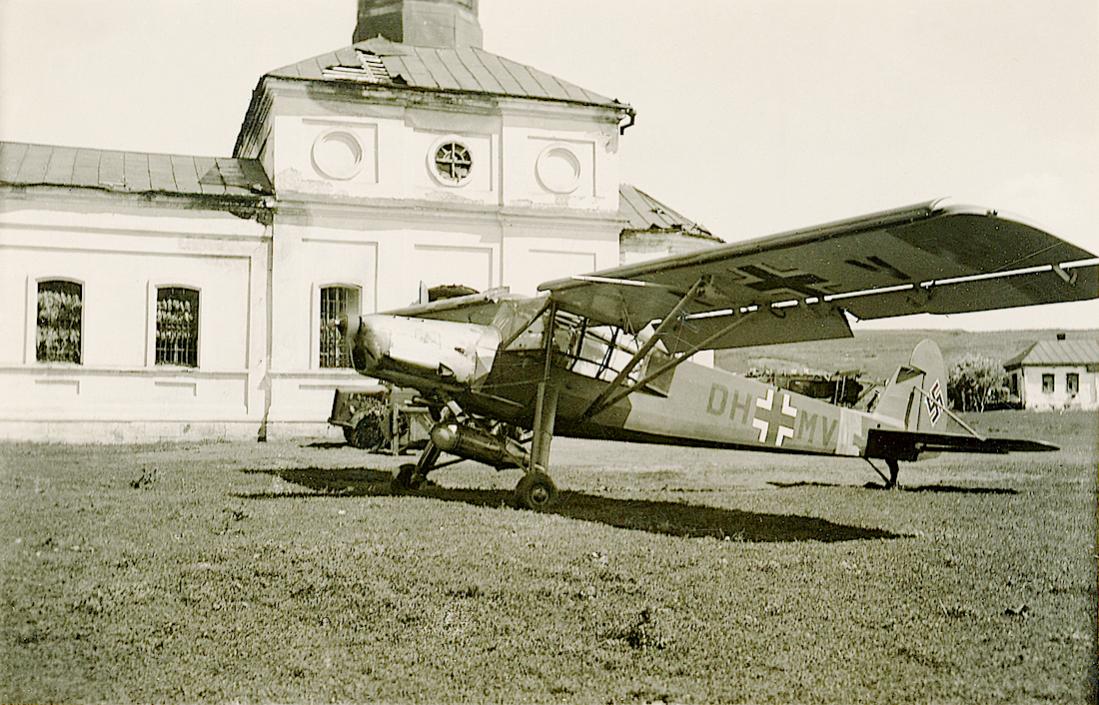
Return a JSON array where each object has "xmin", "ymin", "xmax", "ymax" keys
[{"xmin": 352, "ymin": 0, "xmax": 483, "ymax": 48}]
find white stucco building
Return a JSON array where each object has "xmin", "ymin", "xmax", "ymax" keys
[
  {"xmin": 0, "ymin": 0, "xmax": 718, "ymax": 442},
  {"xmin": 1004, "ymin": 337, "xmax": 1099, "ymax": 411}
]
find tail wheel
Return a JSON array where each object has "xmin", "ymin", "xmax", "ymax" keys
[
  {"xmin": 515, "ymin": 472, "xmax": 558, "ymax": 511},
  {"xmin": 390, "ymin": 463, "xmax": 423, "ymax": 492}
]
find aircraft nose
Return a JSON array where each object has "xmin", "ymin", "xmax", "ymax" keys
[{"xmin": 350, "ymin": 315, "xmax": 391, "ymax": 373}]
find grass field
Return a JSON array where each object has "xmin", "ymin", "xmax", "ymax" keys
[{"xmin": 2, "ymin": 410, "xmax": 1096, "ymax": 703}]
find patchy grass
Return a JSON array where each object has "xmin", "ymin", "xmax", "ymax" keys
[{"xmin": 1, "ymin": 410, "xmax": 1095, "ymax": 703}]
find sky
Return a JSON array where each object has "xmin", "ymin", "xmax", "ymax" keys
[{"xmin": 1, "ymin": 0, "xmax": 1096, "ymax": 331}]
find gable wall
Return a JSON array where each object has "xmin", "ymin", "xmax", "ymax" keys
[{"xmin": 249, "ymin": 83, "xmax": 623, "ymax": 432}]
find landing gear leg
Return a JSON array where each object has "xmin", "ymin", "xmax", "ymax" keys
[
  {"xmin": 885, "ymin": 458, "xmax": 901, "ymax": 489},
  {"xmin": 393, "ymin": 440, "xmax": 441, "ymax": 492},
  {"xmin": 516, "ymin": 381, "xmax": 560, "ymax": 510},
  {"xmin": 515, "ymin": 304, "xmax": 561, "ymax": 511}
]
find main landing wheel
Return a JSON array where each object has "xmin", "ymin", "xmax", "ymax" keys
[
  {"xmin": 391, "ymin": 463, "xmax": 424, "ymax": 493},
  {"xmin": 515, "ymin": 471, "xmax": 558, "ymax": 511}
]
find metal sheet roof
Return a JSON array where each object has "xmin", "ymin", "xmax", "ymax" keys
[
  {"xmin": 619, "ymin": 183, "xmax": 720, "ymax": 241},
  {"xmin": 1004, "ymin": 339, "xmax": 1099, "ymax": 368},
  {"xmin": 268, "ymin": 37, "xmax": 626, "ymax": 110},
  {"xmin": 0, "ymin": 141, "xmax": 272, "ymax": 199}
]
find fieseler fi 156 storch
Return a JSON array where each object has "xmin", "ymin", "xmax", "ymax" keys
[{"xmin": 341, "ymin": 200, "xmax": 1099, "ymax": 509}]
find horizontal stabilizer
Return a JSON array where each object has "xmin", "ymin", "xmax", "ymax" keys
[{"xmin": 866, "ymin": 428, "xmax": 1057, "ymax": 461}]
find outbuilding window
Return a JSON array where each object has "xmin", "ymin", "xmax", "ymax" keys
[
  {"xmin": 1041, "ymin": 373, "xmax": 1055, "ymax": 394},
  {"xmin": 1067, "ymin": 373, "xmax": 1079, "ymax": 396},
  {"xmin": 36, "ymin": 280, "xmax": 82, "ymax": 364},
  {"xmin": 320, "ymin": 285, "xmax": 360, "ymax": 368},
  {"xmin": 156, "ymin": 287, "xmax": 199, "ymax": 367}
]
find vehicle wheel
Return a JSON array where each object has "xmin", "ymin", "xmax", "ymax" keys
[
  {"xmin": 348, "ymin": 415, "xmax": 385, "ymax": 450},
  {"xmin": 342, "ymin": 426, "xmax": 355, "ymax": 444},
  {"xmin": 391, "ymin": 463, "xmax": 422, "ymax": 492},
  {"xmin": 515, "ymin": 472, "xmax": 558, "ymax": 511}
]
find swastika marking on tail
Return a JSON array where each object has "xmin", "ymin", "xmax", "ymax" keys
[{"xmin": 925, "ymin": 380, "xmax": 944, "ymax": 424}]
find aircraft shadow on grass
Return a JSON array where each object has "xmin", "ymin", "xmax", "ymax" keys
[
  {"xmin": 236, "ymin": 466, "xmax": 904, "ymax": 543},
  {"xmin": 768, "ymin": 481, "xmax": 1018, "ymax": 495}
]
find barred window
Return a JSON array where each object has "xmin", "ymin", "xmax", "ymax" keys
[
  {"xmin": 156, "ymin": 287, "xmax": 199, "ymax": 367},
  {"xmin": 36, "ymin": 280, "xmax": 82, "ymax": 364},
  {"xmin": 320, "ymin": 286, "xmax": 359, "ymax": 368}
]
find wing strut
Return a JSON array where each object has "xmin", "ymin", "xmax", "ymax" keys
[
  {"xmin": 529, "ymin": 301, "xmax": 559, "ymax": 474},
  {"xmin": 577, "ymin": 276, "xmax": 710, "ymax": 422},
  {"xmin": 911, "ymin": 385, "xmax": 985, "ymax": 440},
  {"xmin": 581, "ymin": 307, "xmax": 758, "ymax": 421}
]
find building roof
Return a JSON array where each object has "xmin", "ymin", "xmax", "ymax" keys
[
  {"xmin": 0, "ymin": 141, "xmax": 272, "ymax": 199},
  {"xmin": 267, "ymin": 37, "xmax": 627, "ymax": 111},
  {"xmin": 1004, "ymin": 339, "xmax": 1099, "ymax": 368},
  {"xmin": 619, "ymin": 183, "xmax": 720, "ymax": 241}
]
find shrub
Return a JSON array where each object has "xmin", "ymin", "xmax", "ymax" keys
[{"xmin": 947, "ymin": 354, "xmax": 1006, "ymax": 412}]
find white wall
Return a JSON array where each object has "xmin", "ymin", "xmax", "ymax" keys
[
  {"xmin": 1, "ymin": 84, "xmax": 628, "ymax": 441},
  {"xmin": 252, "ymin": 86, "xmax": 624, "ymax": 433},
  {"xmin": 1019, "ymin": 366, "xmax": 1098, "ymax": 410},
  {"xmin": 0, "ymin": 193, "xmax": 270, "ymax": 441}
]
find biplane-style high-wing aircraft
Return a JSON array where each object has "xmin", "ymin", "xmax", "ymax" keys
[{"xmin": 345, "ymin": 200, "xmax": 1099, "ymax": 509}]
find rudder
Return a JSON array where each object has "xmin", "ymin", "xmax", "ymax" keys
[{"xmin": 873, "ymin": 339, "xmax": 948, "ymax": 432}]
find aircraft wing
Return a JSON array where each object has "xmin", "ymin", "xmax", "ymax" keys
[
  {"xmin": 538, "ymin": 199, "xmax": 1098, "ymax": 353},
  {"xmin": 380, "ymin": 288, "xmax": 523, "ymax": 325}
]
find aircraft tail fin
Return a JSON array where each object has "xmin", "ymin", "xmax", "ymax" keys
[{"xmin": 873, "ymin": 339, "xmax": 949, "ymax": 433}]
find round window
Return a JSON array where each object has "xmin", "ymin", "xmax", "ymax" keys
[
  {"xmin": 536, "ymin": 146, "xmax": 581, "ymax": 194},
  {"xmin": 433, "ymin": 141, "xmax": 473, "ymax": 184},
  {"xmin": 311, "ymin": 131, "xmax": 364, "ymax": 180}
]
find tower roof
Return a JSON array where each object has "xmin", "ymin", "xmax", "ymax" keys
[{"xmin": 266, "ymin": 37, "xmax": 625, "ymax": 110}]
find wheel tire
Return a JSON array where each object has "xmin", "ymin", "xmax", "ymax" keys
[
  {"xmin": 341, "ymin": 426, "xmax": 355, "ymax": 445},
  {"xmin": 391, "ymin": 463, "xmax": 421, "ymax": 493},
  {"xmin": 348, "ymin": 415, "xmax": 385, "ymax": 450},
  {"xmin": 515, "ymin": 472, "xmax": 558, "ymax": 511}
]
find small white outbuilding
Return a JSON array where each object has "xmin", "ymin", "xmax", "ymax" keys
[{"xmin": 1004, "ymin": 336, "xmax": 1099, "ymax": 410}]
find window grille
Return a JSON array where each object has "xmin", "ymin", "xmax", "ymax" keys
[
  {"xmin": 320, "ymin": 286, "xmax": 355, "ymax": 368},
  {"xmin": 156, "ymin": 287, "xmax": 199, "ymax": 367},
  {"xmin": 434, "ymin": 142, "xmax": 472, "ymax": 183},
  {"xmin": 1041, "ymin": 373, "xmax": 1055, "ymax": 394},
  {"xmin": 36, "ymin": 280, "xmax": 82, "ymax": 363}
]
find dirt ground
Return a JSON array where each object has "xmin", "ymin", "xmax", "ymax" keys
[{"xmin": 1, "ymin": 410, "xmax": 1096, "ymax": 703}]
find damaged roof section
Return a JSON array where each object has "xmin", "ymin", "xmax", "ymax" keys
[
  {"xmin": 269, "ymin": 37, "xmax": 626, "ymax": 110},
  {"xmin": 619, "ymin": 183, "xmax": 721, "ymax": 242},
  {"xmin": 0, "ymin": 141, "xmax": 272, "ymax": 199}
]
